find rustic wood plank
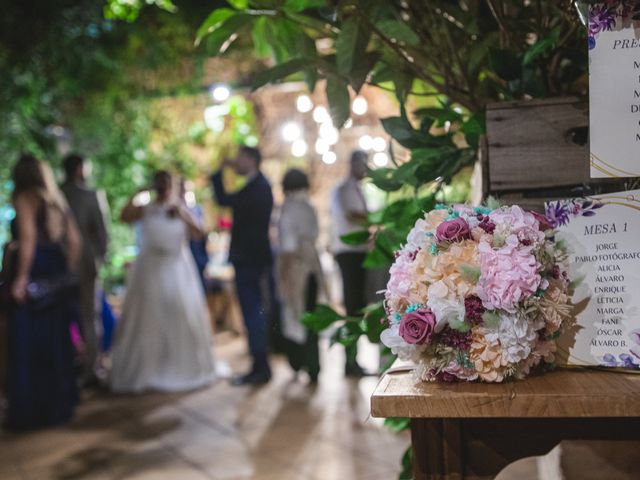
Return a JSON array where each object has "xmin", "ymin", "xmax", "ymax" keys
[
  {"xmin": 371, "ymin": 369, "xmax": 640, "ymax": 419},
  {"xmin": 486, "ymin": 97, "xmax": 589, "ymax": 191}
]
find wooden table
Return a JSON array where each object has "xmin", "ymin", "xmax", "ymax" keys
[{"xmin": 371, "ymin": 368, "xmax": 640, "ymax": 479}]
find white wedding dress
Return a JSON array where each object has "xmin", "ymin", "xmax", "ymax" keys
[{"xmin": 110, "ymin": 203, "xmax": 216, "ymax": 393}]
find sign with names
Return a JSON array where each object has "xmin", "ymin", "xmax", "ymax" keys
[
  {"xmin": 588, "ymin": 5, "xmax": 640, "ymax": 178},
  {"xmin": 551, "ymin": 190, "xmax": 640, "ymax": 369}
]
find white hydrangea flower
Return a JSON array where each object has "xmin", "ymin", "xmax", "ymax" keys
[
  {"xmin": 380, "ymin": 326, "xmax": 424, "ymax": 362},
  {"xmin": 483, "ymin": 313, "xmax": 542, "ymax": 364},
  {"xmin": 426, "ymin": 290, "xmax": 465, "ymax": 333}
]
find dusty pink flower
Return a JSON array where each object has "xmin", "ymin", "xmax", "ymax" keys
[
  {"xmin": 490, "ymin": 205, "xmax": 545, "ymax": 246},
  {"xmin": 476, "ymin": 236, "xmax": 542, "ymax": 312},
  {"xmin": 436, "ymin": 217, "xmax": 471, "ymax": 243},
  {"xmin": 399, "ymin": 309, "xmax": 437, "ymax": 345}
]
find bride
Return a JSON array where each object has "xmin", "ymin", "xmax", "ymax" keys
[{"xmin": 110, "ymin": 170, "xmax": 216, "ymax": 393}]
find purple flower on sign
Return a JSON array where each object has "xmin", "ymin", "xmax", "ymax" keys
[
  {"xmin": 545, "ymin": 201, "xmax": 570, "ymax": 228},
  {"xmin": 588, "ymin": 5, "xmax": 617, "ymax": 49},
  {"xmin": 589, "ymin": 6, "xmax": 617, "ymax": 35}
]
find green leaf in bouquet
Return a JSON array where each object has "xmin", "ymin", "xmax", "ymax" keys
[
  {"xmin": 481, "ymin": 311, "xmax": 501, "ymax": 329},
  {"xmin": 485, "ymin": 196, "xmax": 501, "ymax": 210},
  {"xmin": 459, "ymin": 263, "xmax": 481, "ymax": 283},
  {"xmin": 302, "ymin": 304, "xmax": 344, "ymax": 332},
  {"xmin": 340, "ymin": 229, "xmax": 370, "ymax": 246},
  {"xmin": 384, "ymin": 417, "xmax": 411, "ymax": 433},
  {"xmin": 362, "ymin": 302, "xmax": 387, "ymax": 343}
]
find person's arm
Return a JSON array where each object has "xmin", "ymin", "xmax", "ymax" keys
[
  {"xmin": 92, "ymin": 190, "xmax": 110, "ymax": 262},
  {"xmin": 65, "ymin": 213, "xmax": 82, "ymax": 272},
  {"xmin": 120, "ymin": 189, "xmax": 145, "ymax": 224},
  {"xmin": 210, "ymin": 168, "xmax": 235, "ymax": 207},
  {"xmin": 277, "ymin": 204, "xmax": 298, "ymax": 297},
  {"xmin": 171, "ymin": 204, "xmax": 206, "ymax": 240},
  {"xmin": 338, "ymin": 184, "xmax": 368, "ymax": 225},
  {"xmin": 12, "ymin": 193, "xmax": 38, "ymax": 303}
]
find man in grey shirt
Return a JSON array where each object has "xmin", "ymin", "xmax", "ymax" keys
[{"xmin": 61, "ymin": 153, "xmax": 109, "ymax": 386}]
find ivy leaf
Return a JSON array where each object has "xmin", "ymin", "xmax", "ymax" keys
[
  {"xmin": 374, "ymin": 19, "xmax": 420, "ymax": 46},
  {"xmin": 302, "ymin": 305, "xmax": 343, "ymax": 333},
  {"xmin": 196, "ymin": 8, "xmax": 236, "ymax": 45},
  {"xmin": 523, "ymin": 30, "xmax": 559, "ymax": 66},
  {"xmin": 363, "ymin": 247, "xmax": 393, "ymax": 269},
  {"xmin": 283, "ymin": 0, "xmax": 326, "ymax": 12},
  {"xmin": 340, "ymin": 230, "xmax": 370, "ymax": 245},
  {"xmin": 227, "ymin": 0, "xmax": 249, "ymax": 9},
  {"xmin": 336, "ymin": 17, "xmax": 371, "ymax": 76},
  {"xmin": 251, "ymin": 58, "xmax": 310, "ymax": 90},
  {"xmin": 384, "ymin": 417, "xmax": 410, "ymax": 433},
  {"xmin": 326, "ymin": 74, "xmax": 351, "ymax": 127}
]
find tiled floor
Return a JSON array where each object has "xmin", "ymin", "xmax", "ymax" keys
[{"xmin": 0, "ymin": 334, "xmax": 409, "ymax": 479}]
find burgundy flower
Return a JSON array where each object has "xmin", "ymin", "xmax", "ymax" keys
[
  {"xmin": 477, "ymin": 214, "xmax": 496, "ymax": 234},
  {"xmin": 398, "ymin": 309, "xmax": 437, "ymax": 345},
  {"xmin": 439, "ymin": 326, "xmax": 472, "ymax": 350},
  {"xmin": 530, "ymin": 211, "xmax": 553, "ymax": 231},
  {"xmin": 464, "ymin": 296, "xmax": 485, "ymax": 324},
  {"xmin": 436, "ymin": 217, "xmax": 471, "ymax": 243}
]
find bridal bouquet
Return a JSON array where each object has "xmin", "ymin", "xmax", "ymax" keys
[{"xmin": 381, "ymin": 204, "xmax": 573, "ymax": 383}]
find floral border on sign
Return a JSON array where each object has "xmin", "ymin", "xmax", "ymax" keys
[
  {"xmin": 602, "ymin": 329, "xmax": 640, "ymax": 369},
  {"xmin": 544, "ymin": 199, "xmax": 604, "ymax": 227},
  {"xmin": 588, "ymin": 1, "xmax": 640, "ymax": 49}
]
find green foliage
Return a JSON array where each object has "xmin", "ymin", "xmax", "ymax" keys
[{"xmin": 384, "ymin": 417, "xmax": 410, "ymax": 433}]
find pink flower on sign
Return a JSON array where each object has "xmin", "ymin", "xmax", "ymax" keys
[
  {"xmin": 476, "ymin": 236, "xmax": 541, "ymax": 313},
  {"xmin": 436, "ymin": 217, "xmax": 471, "ymax": 243},
  {"xmin": 399, "ymin": 309, "xmax": 437, "ymax": 345}
]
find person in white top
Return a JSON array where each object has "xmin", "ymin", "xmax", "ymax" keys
[
  {"xmin": 330, "ymin": 150, "xmax": 370, "ymax": 377},
  {"xmin": 277, "ymin": 169, "xmax": 325, "ymax": 383}
]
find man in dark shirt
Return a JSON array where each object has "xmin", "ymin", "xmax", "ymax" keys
[{"xmin": 211, "ymin": 146, "xmax": 273, "ymax": 385}]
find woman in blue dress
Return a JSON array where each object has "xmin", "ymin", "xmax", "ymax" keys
[{"xmin": 4, "ymin": 154, "xmax": 82, "ymax": 431}]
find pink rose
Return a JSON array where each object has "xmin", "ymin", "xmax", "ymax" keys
[
  {"xmin": 399, "ymin": 309, "xmax": 437, "ymax": 345},
  {"xmin": 436, "ymin": 217, "xmax": 471, "ymax": 243}
]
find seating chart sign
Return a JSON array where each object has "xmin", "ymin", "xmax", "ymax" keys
[
  {"xmin": 588, "ymin": 4, "xmax": 640, "ymax": 177},
  {"xmin": 550, "ymin": 190, "xmax": 640, "ymax": 369}
]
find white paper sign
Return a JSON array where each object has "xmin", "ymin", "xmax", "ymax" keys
[
  {"xmin": 588, "ymin": 8, "xmax": 640, "ymax": 178},
  {"xmin": 551, "ymin": 190, "xmax": 640, "ymax": 369}
]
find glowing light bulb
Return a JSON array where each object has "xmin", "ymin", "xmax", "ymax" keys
[
  {"xmin": 296, "ymin": 95, "xmax": 313, "ymax": 113},
  {"xmin": 322, "ymin": 151, "xmax": 337, "ymax": 165},
  {"xmin": 352, "ymin": 96, "xmax": 368, "ymax": 115},
  {"xmin": 315, "ymin": 138, "xmax": 329, "ymax": 155},
  {"xmin": 211, "ymin": 85, "xmax": 231, "ymax": 102},
  {"xmin": 313, "ymin": 106, "xmax": 330, "ymax": 123},
  {"xmin": 281, "ymin": 122, "xmax": 302, "ymax": 142},
  {"xmin": 319, "ymin": 122, "xmax": 339, "ymax": 145},
  {"xmin": 372, "ymin": 136, "xmax": 387, "ymax": 152},
  {"xmin": 373, "ymin": 152, "xmax": 389, "ymax": 167},
  {"xmin": 291, "ymin": 139, "xmax": 308, "ymax": 157},
  {"xmin": 358, "ymin": 135, "xmax": 373, "ymax": 151}
]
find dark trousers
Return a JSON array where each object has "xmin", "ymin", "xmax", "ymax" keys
[
  {"xmin": 234, "ymin": 264, "xmax": 271, "ymax": 375},
  {"xmin": 285, "ymin": 275, "xmax": 320, "ymax": 378},
  {"xmin": 335, "ymin": 252, "xmax": 367, "ymax": 367}
]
